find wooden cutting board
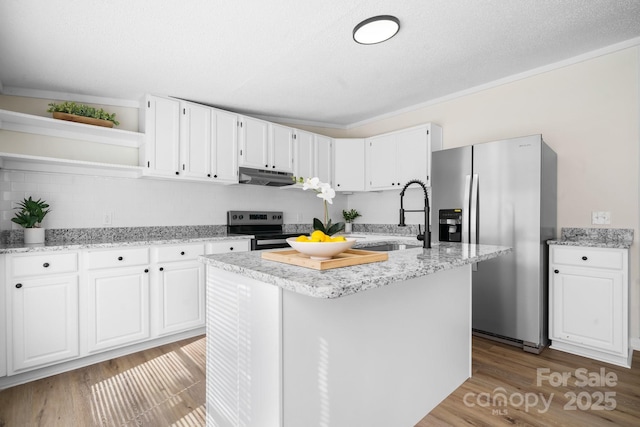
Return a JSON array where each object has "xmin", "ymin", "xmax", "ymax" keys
[{"xmin": 261, "ymin": 248, "xmax": 388, "ymax": 270}]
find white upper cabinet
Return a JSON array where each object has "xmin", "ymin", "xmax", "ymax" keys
[
  {"xmin": 365, "ymin": 123, "xmax": 442, "ymax": 191},
  {"xmin": 211, "ymin": 109, "xmax": 239, "ymax": 183},
  {"xmin": 140, "ymin": 95, "xmax": 181, "ymax": 177},
  {"xmin": 293, "ymin": 130, "xmax": 333, "ymax": 183},
  {"xmin": 315, "ymin": 135, "xmax": 333, "ymax": 186},
  {"xmin": 238, "ymin": 116, "xmax": 270, "ymax": 169},
  {"xmin": 334, "ymin": 138, "xmax": 365, "ymax": 192},
  {"xmin": 366, "ymin": 133, "xmax": 397, "ymax": 190},
  {"xmin": 180, "ymin": 101, "xmax": 211, "ymax": 179},
  {"xmin": 238, "ymin": 118, "xmax": 293, "ymax": 173},
  {"xmin": 141, "ymin": 95, "xmax": 238, "ymax": 183},
  {"xmin": 270, "ymin": 124, "xmax": 294, "ymax": 172},
  {"xmin": 293, "ymin": 129, "xmax": 315, "ymax": 179}
]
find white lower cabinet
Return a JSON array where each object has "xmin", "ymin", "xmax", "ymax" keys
[
  {"xmin": 87, "ymin": 266, "xmax": 151, "ymax": 353},
  {"xmin": 549, "ymin": 245, "xmax": 630, "ymax": 367},
  {"xmin": 153, "ymin": 243, "xmax": 206, "ymax": 336},
  {"xmin": 2, "ymin": 239, "xmax": 250, "ymax": 385},
  {"xmin": 10, "ymin": 275, "xmax": 80, "ymax": 373},
  {"xmin": 5, "ymin": 251, "xmax": 80, "ymax": 374},
  {"xmin": 206, "ymin": 239, "xmax": 250, "ymax": 254}
]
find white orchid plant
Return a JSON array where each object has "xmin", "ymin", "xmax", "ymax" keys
[{"xmin": 294, "ymin": 176, "xmax": 345, "ymax": 236}]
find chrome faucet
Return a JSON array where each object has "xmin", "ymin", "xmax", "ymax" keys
[{"xmin": 398, "ymin": 179, "xmax": 431, "ymax": 249}]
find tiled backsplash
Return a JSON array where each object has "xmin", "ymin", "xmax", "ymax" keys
[
  {"xmin": 0, "ymin": 170, "xmax": 348, "ymax": 231},
  {"xmin": 1, "ymin": 169, "xmax": 434, "ymax": 238}
]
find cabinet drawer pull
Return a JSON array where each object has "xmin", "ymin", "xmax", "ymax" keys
[
  {"xmin": 15, "ymin": 283, "xmax": 22, "ymax": 289},
  {"xmin": 180, "ymin": 251, "xmax": 185, "ymax": 255},
  {"xmin": 581, "ymin": 256, "xmax": 588, "ymax": 261},
  {"xmin": 118, "ymin": 256, "xmax": 124, "ymax": 261},
  {"xmin": 554, "ymin": 269, "xmax": 559, "ymax": 274},
  {"xmin": 43, "ymin": 262, "xmax": 50, "ymax": 268},
  {"xmin": 230, "ymin": 247, "xmax": 234, "ymax": 251}
]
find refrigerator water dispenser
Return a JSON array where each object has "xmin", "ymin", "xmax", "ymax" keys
[{"xmin": 439, "ymin": 209, "xmax": 462, "ymax": 242}]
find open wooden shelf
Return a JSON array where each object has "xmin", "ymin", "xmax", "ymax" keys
[{"xmin": 0, "ymin": 109, "xmax": 144, "ymax": 148}]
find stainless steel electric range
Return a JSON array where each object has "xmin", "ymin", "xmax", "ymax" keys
[{"xmin": 227, "ymin": 210, "xmax": 300, "ymax": 250}]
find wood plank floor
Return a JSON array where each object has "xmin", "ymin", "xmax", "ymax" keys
[{"xmin": 1, "ymin": 335, "xmax": 639, "ymax": 426}]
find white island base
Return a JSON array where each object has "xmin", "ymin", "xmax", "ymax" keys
[{"xmin": 206, "ymin": 263, "xmax": 473, "ymax": 427}]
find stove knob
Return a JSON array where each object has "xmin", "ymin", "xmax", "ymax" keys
[
  {"xmin": 239, "ymin": 215, "xmax": 244, "ymax": 219},
  {"xmin": 278, "ymin": 215, "xmax": 282, "ymax": 219},
  {"xmin": 232, "ymin": 215, "xmax": 237, "ymax": 220},
  {"xmin": 272, "ymin": 215, "xmax": 277, "ymax": 220}
]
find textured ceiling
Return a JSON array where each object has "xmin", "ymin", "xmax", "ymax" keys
[{"xmin": 1, "ymin": 0, "xmax": 640, "ymax": 127}]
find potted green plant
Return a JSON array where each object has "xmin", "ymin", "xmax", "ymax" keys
[
  {"xmin": 47, "ymin": 101, "xmax": 120, "ymax": 128},
  {"xmin": 342, "ymin": 209, "xmax": 362, "ymax": 233},
  {"xmin": 11, "ymin": 196, "xmax": 51, "ymax": 244}
]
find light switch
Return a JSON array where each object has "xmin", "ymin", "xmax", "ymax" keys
[{"xmin": 102, "ymin": 212, "xmax": 113, "ymax": 226}]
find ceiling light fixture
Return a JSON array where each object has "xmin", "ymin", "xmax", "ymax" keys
[{"xmin": 352, "ymin": 15, "xmax": 400, "ymax": 45}]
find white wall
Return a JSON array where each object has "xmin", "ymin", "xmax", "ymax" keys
[{"xmin": 0, "ymin": 170, "xmax": 347, "ymax": 230}]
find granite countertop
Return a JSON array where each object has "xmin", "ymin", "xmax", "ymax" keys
[
  {"xmin": 199, "ymin": 240, "xmax": 512, "ymax": 299},
  {"xmin": 547, "ymin": 227, "xmax": 634, "ymax": 249},
  {"xmin": 0, "ymin": 234, "xmax": 252, "ymax": 254}
]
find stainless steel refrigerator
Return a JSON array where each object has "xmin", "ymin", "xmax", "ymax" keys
[{"xmin": 431, "ymin": 134, "xmax": 557, "ymax": 353}]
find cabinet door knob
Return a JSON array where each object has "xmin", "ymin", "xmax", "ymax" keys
[
  {"xmin": 175, "ymin": 171, "xmax": 179, "ymax": 175},
  {"xmin": 214, "ymin": 174, "xmax": 218, "ymax": 178},
  {"xmin": 159, "ymin": 267, "xmax": 164, "ymax": 272},
  {"xmin": 581, "ymin": 256, "xmax": 588, "ymax": 261},
  {"xmin": 207, "ymin": 174, "xmax": 211, "ymax": 177},
  {"xmin": 230, "ymin": 247, "xmax": 234, "ymax": 251},
  {"xmin": 554, "ymin": 269, "xmax": 559, "ymax": 274},
  {"xmin": 118, "ymin": 256, "xmax": 123, "ymax": 261},
  {"xmin": 144, "ymin": 269, "xmax": 149, "ymax": 273},
  {"xmin": 43, "ymin": 262, "xmax": 50, "ymax": 268},
  {"xmin": 15, "ymin": 283, "xmax": 22, "ymax": 289},
  {"xmin": 180, "ymin": 251, "xmax": 185, "ymax": 255},
  {"xmin": 265, "ymin": 164, "xmax": 269, "ymax": 168}
]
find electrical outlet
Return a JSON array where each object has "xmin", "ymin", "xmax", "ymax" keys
[
  {"xmin": 591, "ymin": 211, "xmax": 611, "ymax": 225},
  {"xmin": 102, "ymin": 212, "xmax": 113, "ymax": 226}
]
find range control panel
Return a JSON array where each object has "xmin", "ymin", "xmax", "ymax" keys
[{"xmin": 227, "ymin": 210, "xmax": 284, "ymax": 226}]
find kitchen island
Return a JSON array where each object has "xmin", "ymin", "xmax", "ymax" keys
[{"xmin": 200, "ymin": 241, "xmax": 511, "ymax": 427}]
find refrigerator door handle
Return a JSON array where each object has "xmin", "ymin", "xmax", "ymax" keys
[
  {"xmin": 470, "ymin": 173, "xmax": 479, "ymax": 244},
  {"xmin": 470, "ymin": 173, "xmax": 479, "ymax": 271},
  {"xmin": 462, "ymin": 175, "xmax": 471, "ymax": 244}
]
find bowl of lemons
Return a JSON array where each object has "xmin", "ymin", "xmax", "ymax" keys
[{"xmin": 287, "ymin": 230, "xmax": 356, "ymax": 260}]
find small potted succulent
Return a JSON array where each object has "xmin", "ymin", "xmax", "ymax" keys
[
  {"xmin": 342, "ymin": 209, "xmax": 362, "ymax": 233},
  {"xmin": 47, "ymin": 101, "xmax": 120, "ymax": 128},
  {"xmin": 11, "ymin": 196, "xmax": 51, "ymax": 244}
]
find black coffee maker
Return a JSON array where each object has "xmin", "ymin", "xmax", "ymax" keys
[{"xmin": 439, "ymin": 209, "xmax": 462, "ymax": 242}]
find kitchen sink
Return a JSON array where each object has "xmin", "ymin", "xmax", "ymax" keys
[{"xmin": 362, "ymin": 243, "xmax": 422, "ymax": 251}]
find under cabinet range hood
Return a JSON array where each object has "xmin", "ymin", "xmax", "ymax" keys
[{"xmin": 238, "ymin": 167, "xmax": 294, "ymax": 186}]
